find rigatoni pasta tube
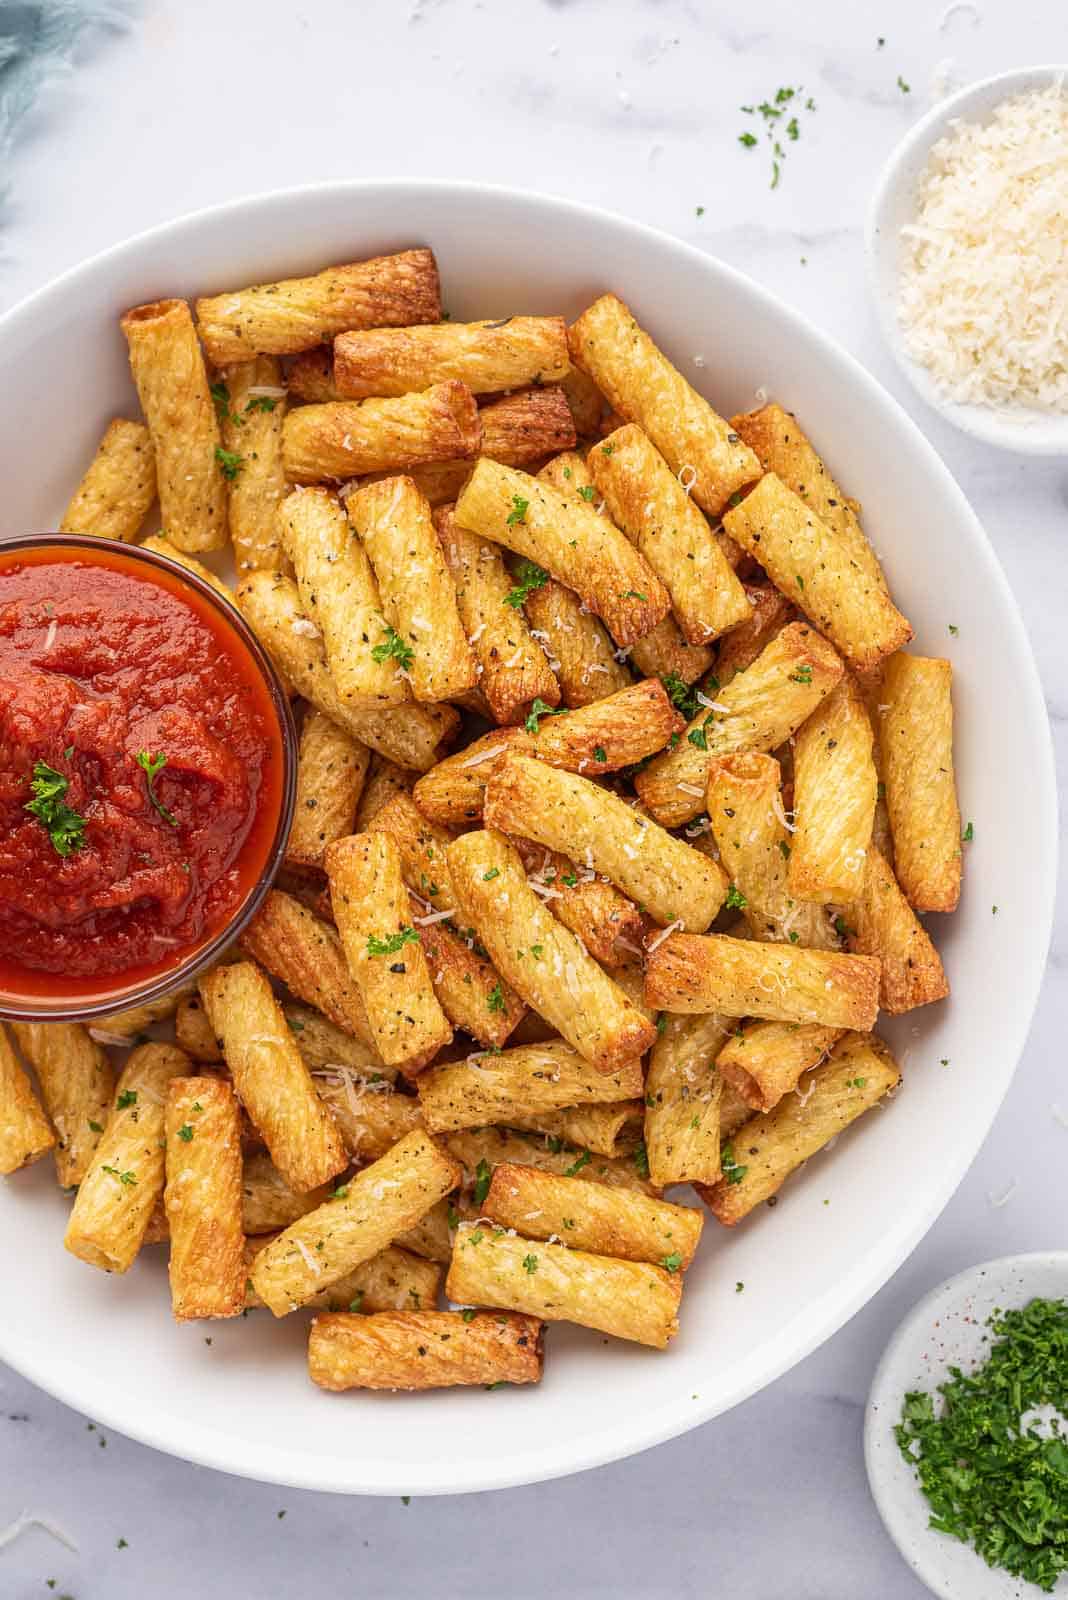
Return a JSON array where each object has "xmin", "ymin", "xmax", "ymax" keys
[
  {"xmin": 218, "ymin": 357, "xmax": 289, "ymax": 572},
  {"xmin": 716, "ymin": 1021, "xmax": 843, "ymax": 1114},
  {"xmin": 644, "ymin": 1011, "xmax": 732, "ymax": 1188},
  {"xmin": 235, "ymin": 571, "xmax": 456, "ymax": 770},
  {"xmin": 483, "ymin": 1163, "xmax": 703, "ymax": 1267},
  {"xmin": 59, "ymin": 418, "xmax": 156, "ymax": 541},
  {"xmin": 568, "ymin": 292, "xmax": 760, "ymax": 518},
  {"xmin": 723, "ymin": 473, "xmax": 912, "ymax": 671},
  {"xmin": 356, "ymin": 755, "xmax": 415, "ymax": 829},
  {"xmin": 414, "ymin": 905, "xmax": 526, "ymax": 1051},
  {"xmin": 139, "ymin": 536, "xmax": 238, "ymax": 610},
  {"xmin": 788, "ymin": 677, "xmax": 877, "ymax": 904},
  {"xmin": 416, "ymin": 1039, "xmax": 644, "ymax": 1134},
  {"xmin": 879, "ymin": 653, "xmax": 961, "ymax": 913},
  {"xmin": 730, "ymin": 402, "xmax": 888, "ymax": 595},
  {"xmin": 95, "ymin": 985, "xmax": 194, "ymax": 1043},
  {"xmin": 589, "ymin": 425, "xmax": 751, "ymax": 644},
  {"xmin": 199, "ymin": 961, "xmax": 348, "ymax": 1189},
  {"xmin": 241, "ymin": 1149, "xmax": 333, "ymax": 1234},
  {"xmin": 844, "ymin": 845, "xmax": 949, "ymax": 1013},
  {"xmin": 447, "ymin": 831, "xmax": 657, "ymax": 1073},
  {"xmin": 283, "ymin": 382, "xmax": 481, "ymax": 484},
  {"xmin": 249, "ymin": 1129, "xmax": 460, "ymax": 1316},
  {"xmin": 309, "ymin": 1309, "xmax": 543, "ymax": 1392},
  {"xmin": 484, "ymin": 753, "xmax": 726, "ymax": 932},
  {"xmin": 510, "ymin": 836, "xmax": 646, "ymax": 971},
  {"xmin": 64, "ymin": 1043, "xmax": 190, "ymax": 1273},
  {"xmin": 410, "ymin": 679, "xmax": 681, "ymax": 828},
  {"xmin": 120, "ymin": 298, "xmax": 227, "ymax": 552},
  {"xmin": 348, "ymin": 476, "xmax": 478, "ymax": 703},
  {"xmin": 645, "ymin": 932, "xmax": 881, "ymax": 1029},
  {"xmin": 244, "ymin": 1237, "xmax": 440, "ymax": 1313},
  {"xmin": 239, "ymin": 890, "xmax": 380, "ymax": 1049},
  {"xmin": 705, "ymin": 752, "xmax": 836, "ymax": 948},
  {"xmin": 363, "ymin": 790, "xmax": 459, "ymax": 912},
  {"xmin": 364, "ymin": 387, "xmax": 578, "ymax": 506},
  {"xmin": 454, "ymin": 458, "xmax": 670, "ymax": 647},
  {"xmin": 278, "ymin": 486, "xmax": 409, "ymax": 708},
  {"xmin": 285, "ymin": 711, "xmax": 370, "ymax": 872},
  {"xmin": 334, "ymin": 315, "xmax": 569, "ymax": 399},
  {"xmin": 284, "ymin": 1004, "xmax": 390, "ymax": 1076},
  {"xmin": 0, "ymin": 1023, "xmax": 54, "ymax": 1175},
  {"xmin": 523, "ymin": 577, "xmax": 630, "ymax": 708},
  {"xmin": 444, "ymin": 1126, "xmax": 658, "ymax": 1197},
  {"xmin": 635, "ymin": 621, "xmax": 844, "ymax": 828},
  {"xmin": 164, "ymin": 1076, "xmax": 245, "ymax": 1320},
  {"xmin": 312, "ymin": 1074, "xmax": 423, "ymax": 1163},
  {"xmin": 325, "ymin": 833, "xmax": 452, "ymax": 1071},
  {"xmin": 435, "ymin": 503, "xmax": 559, "ymax": 725},
  {"xmin": 9, "ymin": 1022, "xmax": 114, "ymax": 1188},
  {"xmin": 715, "ymin": 581, "xmax": 797, "ymax": 685},
  {"xmin": 195, "ymin": 248, "xmax": 441, "ymax": 365},
  {"xmin": 511, "ymin": 1102, "xmax": 641, "ymax": 1158},
  {"xmin": 447, "ymin": 1224, "xmax": 680, "ymax": 1349},
  {"xmin": 700, "ymin": 1031, "xmax": 900, "ymax": 1224}
]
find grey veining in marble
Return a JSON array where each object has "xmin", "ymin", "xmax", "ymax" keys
[{"xmin": 0, "ymin": 2, "xmax": 1064, "ymax": 1596}]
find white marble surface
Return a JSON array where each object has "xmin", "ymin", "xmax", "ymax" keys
[{"xmin": 1, "ymin": 1, "xmax": 1065, "ymax": 1595}]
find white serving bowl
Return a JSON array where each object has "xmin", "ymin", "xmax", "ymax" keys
[
  {"xmin": 0, "ymin": 181, "xmax": 1056, "ymax": 1496},
  {"xmin": 866, "ymin": 65, "xmax": 1068, "ymax": 455},
  {"xmin": 866, "ymin": 1253, "xmax": 1068, "ymax": 1599}
]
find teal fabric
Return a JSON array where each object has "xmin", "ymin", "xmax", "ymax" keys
[{"xmin": 0, "ymin": 1, "xmax": 131, "ymax": 162}]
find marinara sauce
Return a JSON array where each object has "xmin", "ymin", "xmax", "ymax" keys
[{"xmin": 0, "ymin": 543, "xmax": 288, "ymax": 1003}]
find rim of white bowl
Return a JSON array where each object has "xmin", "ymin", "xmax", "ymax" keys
[
  {"xmin": 0, "ymin": 179, "xmax": 1058, "ymax": 1495},
  {"xmin": 865, "ymin": 1252, "xmax": 1068, "ymax": 1599},
  {"xmin": 865, "ymin": 64, "xmax": 1068, "ymax": 457}
]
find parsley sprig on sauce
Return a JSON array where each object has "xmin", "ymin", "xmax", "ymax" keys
[
  {"xmin": 136, "ymin": 750, "xmax": 178, "ymax": 826},
  {"xmin": 24, "ymin": 759, "xmax": 86, "ymax": 857}
]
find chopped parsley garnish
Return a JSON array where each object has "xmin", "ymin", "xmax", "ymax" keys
[
  {"xmin": 724, "ymin": 885, "xmax": 748, "ymax": 911},
  {"xmin": 366, "ymin": 927, "xmax": 419, "ymax": 957},
  {"xmin": 897, "ymin": 74, "xmax": 911, "ymax": 94},
  {"xmin": 102, "ymin": 1165, "xmax": 137, "ymax": 1187},
  {"xmin": 177, "ymin": 1124, "xmax": 194, "ymax": 1142},
  {"xmin": 633, "ymin": 1142, "xmax": 650, "ymax": 1180},
  {"xmin": 834, "ymin": 915, "xmax": 853, "ymax": 939},
  {"xmin": 656, "ymin": 1012, "xmax": 668, "ymax": 1035},
  {"xmin": 521, "ymin": 1253, "xmax": 539, "ymax": 1274},
  {"xmin": 737, "ymin": 83, "xmax": 817, "ymax": 188},
  {"xmin": 661, "ymin": 671, "xmax": 699, "ymax": 719},
  {"xmin": 371, "ymin": 626, "xmax": 414, "ymax": 670},
  {"xmin": 660, "ymin": 1252, "xmax": 683, "ymax": 1273},
  {"xmin": 136, "ymin": 750, "xmax": 178, "ymax": 826},
  {"xmin": 486, "ymin": 981, "xmax": 505, "ymax": 1014},
  {"xmin": 789, "ymin": 665, "xmax": 813, "ymax": 685},
  {"xmin": 214, "ymin": 445, "xmax": 244, "ymax": 480},
  {"xmin": 461, "ymin": 1307, "xmax": 477, "ymax": 1323},
  {"xmin": 482, "ymin": 867, "xmax": 500, "ymax": 881},
  {"xmin": 333, "ymin": 1183, "xmax": 350, "ymax": 1199},
  {"xmin": 564, "ymin": 1150, "xmax": 591, "ymax": 1178},
  {"xmin": 948, "ymin": 623, "xmax": 959, "ymax": 636},
  {"xmin": 593, "ymin": 746, "xmax": 607, "ymax": 763},
  {"xmin": 962, "ymin": 822, "xmax": 974, "ymax": 843},
  {"xmin": 624, "ymin": 590, "xmax": 648, "ymax": 601},
  {"xmin": 720, "ymin": 1144, "xmax": 747, "ymax": 1185},
  {"xmin": 210, "ymin": 380, "xmax": 235, "ymax": 423},
  {"xmin": 560, "ymin": 871, "xmax": 578, "ymax": 888},
  {"xmin": 473, "ymin": 1159, "xmax": 492, "ymax": 1207},
  {"xmin": 524, "ymin": 697, "xmax": 565, "ymax": 735},
  {"xmin": 504, "ymin": 559, "xmax": 549, "ymax": 609},
  {"xmin": 245, "ymin": 394, "xmax": 277, "ymax": 413},
  {"xmin": 506, "ymin": 494, "xmax": 529, "ymax": 526},
  {"xmin": 116, "ymin": 1090, "xmax": 138, "ymax": 1110},
  {"xmin": 845, "ymin": 1077, "xmax": 868, "ymax": 1089},
  {"xmin": 577, "ymin": 484, "xmax": 596, "ymax": 502},
  {"xmin": 688, "ymin": 717, "xmax": 713, "ymax": 751},
  {"xmin": 349, "ymin": 1291, "xmax": 364, "ymax": 1313},
  {"xmin": 896, "ymin": 1298, "xmax": 1068, "ymax": 1592},
  {"xmin": 88, "ymin": 1119, "xmax": 103, "ymax": 1133},
  {"xmin": 24, "ymin": 760, "xmax": 86, "ymax": 857}
]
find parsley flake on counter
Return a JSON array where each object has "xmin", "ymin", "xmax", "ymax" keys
[
  {"xmin": 366, "ymin": 926, "xmax": 419, "ymax": 957},
  {"xmin": 737, "ymin": 83, "xmax": 817, "ymax": 188},
  {"xmin": 961, "ymin": 822, "xmax": 974, "ymax": 843},
  {"xmin": 371, "ymin": 626, "xmax": 414, "ymax": 669},
  {"xmin": 948, "ymin": 623, "xmax": 959, "ymax": 636},
  {"xmin": 897, "ymin": 74, "xmax": 911, "ymax": 94},
  {"xmin": 24, "ymin": 760, "xmax": 86, "ymax": 857},
  {"xmin": 136, "ymin": 750, "xmax": 178, "ymax": 826}
]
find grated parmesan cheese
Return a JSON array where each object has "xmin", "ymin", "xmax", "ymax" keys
[{"xmin": 898, "ymin": 84, "xmax": 1068, "ymax": 412}]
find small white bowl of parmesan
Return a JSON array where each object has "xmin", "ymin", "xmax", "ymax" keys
[{"xmin": 867, "ymin": 66, "xmax": 1068, "ymax": 454}]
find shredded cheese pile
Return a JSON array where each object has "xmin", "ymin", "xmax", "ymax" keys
[{"xmin": 898, "ymin": 83, "xmax": 1068, "ymax": 412}]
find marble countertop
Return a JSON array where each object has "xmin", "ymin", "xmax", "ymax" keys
[{"xmin": 1, "ymin": 2, "xmax": 1064, "ymax": 1596}]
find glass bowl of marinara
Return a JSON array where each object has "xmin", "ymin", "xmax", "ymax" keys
[{"xmin": 0, "ymin": 534, "xmax": 297, "ymax": 1021}]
